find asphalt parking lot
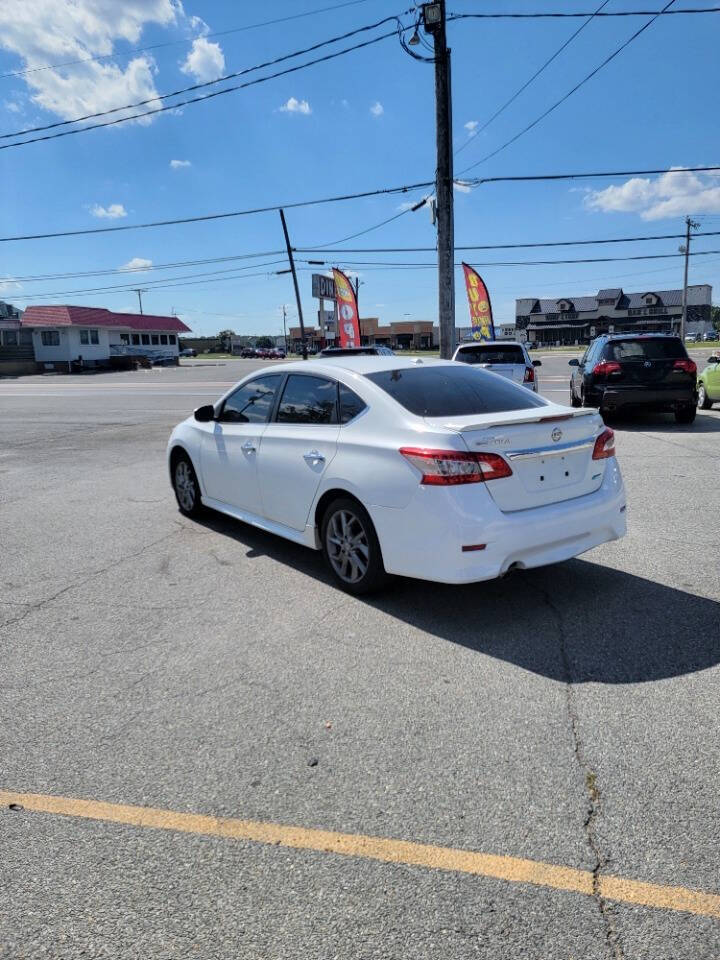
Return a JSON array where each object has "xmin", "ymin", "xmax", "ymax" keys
[{"xmin": 1, "ymin": 354, "xmax": 719, "ymax": 959}]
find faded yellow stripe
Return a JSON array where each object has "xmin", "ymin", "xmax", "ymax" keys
[{"xmin": 2, "ymin": 789, "xmax": 718, "ymax": 920}]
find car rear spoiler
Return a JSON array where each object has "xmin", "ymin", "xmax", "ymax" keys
[{"xmin": 437, "ymin": 408, "xmax": 597, "ymax": 433}]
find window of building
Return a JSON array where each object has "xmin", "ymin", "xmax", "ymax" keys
[
  {"xmin": 120, "ymin": 333, "xmax": 130, "ymax": 344},
  {"xmin": 219, "ymin": 375, "xmax": 282, "ymax": 423},
  {"xmin": 132, "ymin": 334, "xmax": 140, "ymax": 345},
  {"xmin": 2, "ymin": 330, "xmax": 18, "ymax": 346},
  {"xmin": 276, "ymin": 375, "xmax": 337, "ymax": 424},
  {"xmin": 545, "ymin": 313, "xmax": 558, "ymax": 321},
  {"xmin": 151, "ymin": 334, "xmax": 159, "ymax": 345},
  {"xmin": 168, "ymin": 335, "xmax": 176, "ymax": 345},
  {"xmin": 141, "ymin": 334, "xmax": 150, "ymax": 345},
  {"xmin": 160, "ymin": 334, "xmax": 168, "ymax": 345},
  {"xmin": 80, "ymin": 329, "xmax": 99, "ymax": 345},
  {"xmin": 560, "ymin": 311, "xmax": 578, "ymax": 319},
  {"xmin": 628, "ymin": 308, "xmax": 644, "ymax": 316},
  {"xmin": 599, "ymin": 298, "xmax": 615, "ymax": 305},
  {"xmin": 41, "ymin": 330, "xmax": 60, "ymax": 346}
]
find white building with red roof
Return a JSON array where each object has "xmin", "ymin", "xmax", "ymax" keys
[{"xmin": 20, "ymin": 305, "xmax": 191, "ymax": 371}]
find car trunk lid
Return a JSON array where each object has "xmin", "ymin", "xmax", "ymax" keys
[{"xmin": 424, "ymin": 407, "xmax": 605, "ymax": 511}]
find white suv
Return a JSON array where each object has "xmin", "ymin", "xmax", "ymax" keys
[{"xmin": 452, "ymin": 341, "xmax": 540, "ymax": 392}]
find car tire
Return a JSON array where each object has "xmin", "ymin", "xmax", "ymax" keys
[
  {"xmin": 320, "ymin": 497, "xmax": 387, "ymax": 595},
  {"xmin": 697, "ymin": 384, "xmax": 712, "ymax": 410},
  {"xmin": 172, "ymin": 452, "xmax": 204, "ymax": 517},
  {"xmin": 675, "ymin": 405, "xmax": 697, "ymax": 425}
]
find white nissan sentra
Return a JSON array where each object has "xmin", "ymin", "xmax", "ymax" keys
[{"xmin": 167, "ymin": 356, "xmax": 626, "ymax": 594}]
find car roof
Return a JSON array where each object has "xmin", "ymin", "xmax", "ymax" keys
[{"xmin": 249, "ymin": 356, "xmax": 453, "ymax": 378}]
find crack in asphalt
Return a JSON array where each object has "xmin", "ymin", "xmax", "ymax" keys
[
  {"xmin": 522, "ymin": 575, "xmax": 625, "ymax": 960},
  {"xmin": 0, "ymin": 523, "xmax": 187, "ymax": 638}
]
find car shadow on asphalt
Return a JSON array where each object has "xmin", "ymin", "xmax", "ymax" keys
[
  {"xmin": 195, "ymin": 511, "xmax": 720, "ymax": 685},
  {"xmin": 604, "ymin": 410, "xmax": 720, "ymax": 433}
]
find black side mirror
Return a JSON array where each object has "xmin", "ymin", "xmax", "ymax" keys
[
  {"xmin": 568, "ymin": 358, "xmax": 580, "ymax": 367},
  {"xmin": 532, "ymin": 359, "xmax": 542, "ymax": 367},
  {"xmin": 194, "ymin": 404, "xmax": 215, "ymax": 422},
  {"xmin": 709, "ymin": 356, "xmax": 720, "ymax": 364}
]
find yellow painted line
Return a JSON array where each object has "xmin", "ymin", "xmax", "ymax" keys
[{"xmin": 2, "ymin": 789, "xmax": 719, "ymax": 920}]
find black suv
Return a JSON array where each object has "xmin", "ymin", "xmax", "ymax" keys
[{"xmin": 569, "ymin": 334, "xmax": 697, "ymax": 423}]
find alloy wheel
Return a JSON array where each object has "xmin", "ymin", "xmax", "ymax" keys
[
  {"xmin": 175, "ymin": 460, "xmax": 196, "ymax": 512},
  {"xmin": 325, "ymin": 509, "xmax": 370, "ymax": 584}
]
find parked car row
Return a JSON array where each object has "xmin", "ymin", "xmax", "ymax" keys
[{"xmin": 240, "ymin": 347, "xmax": 286, "ymax": 359}]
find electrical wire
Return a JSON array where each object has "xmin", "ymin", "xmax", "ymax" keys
[
  {"xmin": 0, "ymin": 0, "xmax": 378, "ymax": 81},
  {"xmin": 456, "ymin": 0, "xmax": 678, "ymax": 176},
  {"xmin": 0, "ymin": 11, "xmax": 412, "ymax": 142},
  {"xmin": 14, "ymin": 248, "xmax": 720, "ymax": 302},
  {"xmin": 0, "ymin": 181, "xmax": 435, "ymax": 243},
  {"xmin": 447, "ymin": 7, "xmax": 720, "ymax": 19},
  {"xmin": 3, "ymin": 167, "xmax": 718, "ymax": 245},
  {"xmin": 297, "ymin": 229, "xmax": 720, "ymax": 254},
  {"xmin": 454, "ymin": 0, "xmax": 610, "ymax": 158}
]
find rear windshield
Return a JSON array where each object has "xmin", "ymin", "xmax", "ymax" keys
[
  {"xmin": 455, "ymin": 344, "xmax": 526, "ymax": 364},
  {"xmin": 365, "ymin": 365, "xmax": 546, "ymax": 417},
  {"xmin": 602, "ymin": 338, "xmax": 686, "ymax": 361}
]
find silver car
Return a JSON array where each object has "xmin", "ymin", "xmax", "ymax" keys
[{"xmin": 452, "ymin": 341, "xmax": 541, "ymax": 392}]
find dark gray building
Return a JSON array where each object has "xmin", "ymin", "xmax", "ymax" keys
[{"xmin": 516, "ymin": 284, "xmax": 712, "ymax": 345}]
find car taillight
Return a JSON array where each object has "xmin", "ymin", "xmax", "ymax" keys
[
  {"xmin": 523, "ymin": 366, "xmax": 534, "ymax": 383},
  {"xmin": 592, "ymin": 428, "xmax": 615, "ymax": 460},
  {"xmin": 673, "ymin": 358, "xmax": 696, "ymax": 374},
  {"xmin": 399, "ymin": 447, "xmax": 513, "ymax": 485},
  {"xmin": 593, "ymin": 361, "xmax": 621, "ymax": 377}
]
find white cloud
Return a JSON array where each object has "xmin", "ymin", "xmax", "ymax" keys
[
  {"xmin": 279, "ymin": 97, "xmax": 311, "ymax": 115},
  {"xmin": 341, "ymin": 98, "xmax": 349, "ymax": 108},
  {"xmin": 397, "ymin": 194, "xmax": 433, "ymax": 212},
  {"xmin": 370, "ymin": 101, "xmax": 384, "ymax": 117},
  {"xmin": 0, "ymin": 276, "xmax": 22, "ymax": 293},
  {"xmin": 180, "ymin": 36, "xmax": 225, "ymax": 83},
  {"xmin": 0, "ymin": 1, "xmax": 179, "ymax": 126},
  {"xmin": 170, "ymin": 159, "xmax": 191, "ymax": 169},
  {"xmin": 454, "ymin": 180, "xmax": 472, "ymax": 194},
  {"xmin": 91, "ymin": 203, "xmax": 127, "ymax": 219},
  {"xmin": 584, "ymin": 167, "xmax": 720, "ymax": 221},
  {"xmin": 119, "ymin": 257, "xmax": 152, "ymax": 271},
  {"xmin": 4, "ymin": 100, "xmax": 22, "ymax": 113},
  {"xmin": 464, "ymin": 120, "xmax": 478, "ymax": 135}
]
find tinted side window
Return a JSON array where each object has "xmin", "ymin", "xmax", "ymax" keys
[
  {"xmin": 276, "ymin": 375, "xmax": 337, "ymax": 424},
  {"xmin": 366, "ymin": 366, "xmax": 546, "ymax": 417},
  {"xmin": 338, "ymin": 383, "xmax": 367, "ymax": 424},
  {"xmin": 220, "ymin": 375, "xmax": 281, "ymax": 423}
]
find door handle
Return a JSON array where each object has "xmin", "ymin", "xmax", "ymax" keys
[
  {"xmin": 241, "ymin": 440, "xmax": 257, "ymax": 453},
  {"xmin": 303, "ymin": 449, "xmax": 325, "ymax": 463}
]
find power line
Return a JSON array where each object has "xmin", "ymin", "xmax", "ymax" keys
[
  {"xmin": 4, "ymin": 250, "xmax": 286, "ymax": 283},
  {"xmin": 3, "ymin": 166, "xmax": 719, "ymax": 245},
  {"xmin": 0, "ymin": 181, "xmax": 435, "ymax": 243},
  {"xmin": 298, "ymin": 229, "xmax": 720, "ymax": 255},
  {"xmin": 454, "ymin": 0, "xmax": 610, "ymax": 158},
  {"xmin": 456, "ymin": 0, "xmax": 678, "ymax": 175},
  {"xmin": 14, "ymin": 248, "xmax": 720, "ymax": 302},
  {"xmin": 0, "ymin": 12, "xmax": 410, "ymax": 144},
  {"xmin": 11, "ymin": 229, "xmax": 720, "ymax": 287},
  {"xmin": 0, "ymin": 0, "xmax": 378, "ymax": 81},
  {"xmin": 447, "ymin": 7, "xmax": 720, "ymax": 19}
]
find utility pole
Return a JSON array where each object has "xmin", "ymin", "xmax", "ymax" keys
[
  {"xmin": 425, "ymin": 0, "xmax": 455, "ymax": 359},
  {"xmin": 281, "ymin": 304, "xmax": 288, "ymax": 353},
  {"xmin": 679, "ymin": 216, "xmax": 700, "ymax": 341},
  {"xmin": 133, "ymin": 288, "xmax": 147, "ymax": 314},
  {"xmin": 279, "ymin": 209, "xmax": 307, "ymax": 359}
]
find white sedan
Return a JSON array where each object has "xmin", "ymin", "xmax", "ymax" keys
[{"xmin": 167, "ymin": 356, "xmax": 626, "ymax": 594}]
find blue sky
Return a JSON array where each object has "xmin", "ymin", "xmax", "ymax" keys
[{"xmin": 1, "ymin": 0, "xmax": 719, "ymax": 337}]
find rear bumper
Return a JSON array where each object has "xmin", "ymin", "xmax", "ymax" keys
[
  {"xmin": 369, "ymin": 461, "xmax": 626, "ymax": 584},
  {"xmin": 595, "ymin": 386, "xmax": 696, "ymax": 411}
]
